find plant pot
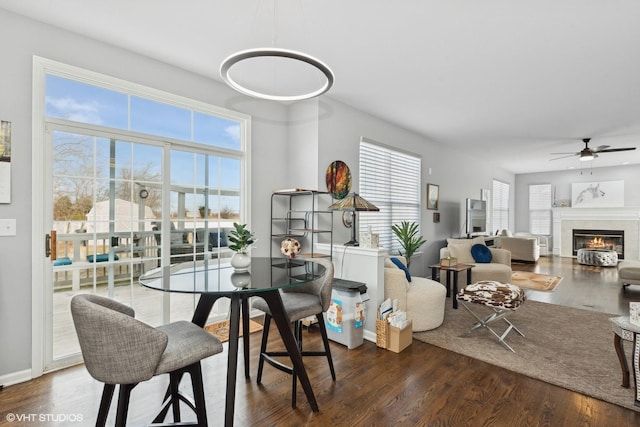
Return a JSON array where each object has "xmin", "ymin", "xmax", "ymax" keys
[{"xmin": 231, "ymin": 252, "xmax": 251, "ymax": 272}]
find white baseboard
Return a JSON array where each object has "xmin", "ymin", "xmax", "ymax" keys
[
  {"xmin": 363, "ymin": 329, "xmax": 376, "ymax": 343},
  {"xmin": 0, "ymin": 369, "xmax": 32, "ymax": 388}
]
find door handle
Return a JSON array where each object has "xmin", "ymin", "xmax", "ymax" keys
[{"xmin": 46, "ymin": 230, "xmax": 57, "ymax": 260}]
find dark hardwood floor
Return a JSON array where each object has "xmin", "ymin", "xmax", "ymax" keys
[{"xmin": 1, "ymin": 256, "xmax": 639, "ymax": 426}]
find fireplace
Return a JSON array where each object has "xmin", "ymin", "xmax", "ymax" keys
[{"xmin": 572, "ymin": 229, "xmax": 624, "ymax": 259}]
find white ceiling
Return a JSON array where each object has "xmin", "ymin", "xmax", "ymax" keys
[{"xmin": 3, "ymin": 0, "xmax": 640, "ymax": 174}]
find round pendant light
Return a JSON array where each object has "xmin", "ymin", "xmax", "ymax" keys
[{"xmin": 220, "ymin": 48, "xmax": 334, "ymax": 102}]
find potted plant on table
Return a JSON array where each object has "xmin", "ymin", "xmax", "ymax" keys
[
  {"xmin": 228, "ymin": 222, "xmax": 255, "ymax": 271},
  {"xmin": 391, "ymin": 221, "xmax": 426, "ymax": 269}
]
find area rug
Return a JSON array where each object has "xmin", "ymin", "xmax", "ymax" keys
[
  {"xmin": 413, "ymin": 300, "xmax": 637, "ymax": 412},
  {"xmin": 511, "ymin": 271, "xmax": 562, "ymax": 291},
  {"xmin": 205, "ymin": 318, "xmax": 263, "ymax": 343}
]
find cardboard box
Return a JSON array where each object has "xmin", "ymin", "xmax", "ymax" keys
[
  {"xmin": 440, "ymin": 257, "xmax": 457, "ymax": 267},
  {"xmin": 387, "ymin": 320, "xmax": 412, "ymax": 353}
]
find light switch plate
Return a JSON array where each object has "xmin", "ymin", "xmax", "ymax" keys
[{"xmin": 0, "ymin": 219, "xmax": 17, "ymax": 236}]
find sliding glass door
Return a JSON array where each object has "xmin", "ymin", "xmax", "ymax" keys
[{"xmin": 35, "ymin": 58, "xmax": 249, "ymax": 373}]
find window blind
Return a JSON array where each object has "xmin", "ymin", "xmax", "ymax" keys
[
  {"xmin": 529, "ymin": 184, "xmax": 552, "ymax": 235},
  {"xmin": 492, "ymin": 179, "xmax": 510, "ymax": 233},
  {"xmin": 359, "ymin": 139, "xmax": 421, "ymax": 254}
]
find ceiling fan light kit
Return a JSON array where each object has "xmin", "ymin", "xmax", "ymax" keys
[{"xmin": 579, "ymin": 151, "xmax": 595, "ymax": 161}]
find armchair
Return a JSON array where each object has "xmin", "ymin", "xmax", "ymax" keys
[
  {"xmin": 440, "ymin": 236, "xmax": 512, "ymax": 284},
  {"xmin": 384, "ymin": 256, "xmax": 446, "ymax": 331}
]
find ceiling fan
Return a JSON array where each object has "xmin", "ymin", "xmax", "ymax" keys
[{"xmin": 550, "ymin": 138, "xmax": 637, "ymax": 161}]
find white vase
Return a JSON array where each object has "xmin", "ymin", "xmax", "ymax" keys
[
  {"xmin": 231, "ymin": 252, "xmax": 251, "ymax": 272},
  {"xmin": 230, "ymin": 271, "xmax": 251, "ymax": 288}
]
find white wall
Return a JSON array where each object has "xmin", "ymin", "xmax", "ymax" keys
[
  {"xmin": 0, "ymin": 8, "xmax": 516, "ymax": 382},
  {"xmin": 514, "ymin": 164, "xmax": 640, "ymax": 232}
]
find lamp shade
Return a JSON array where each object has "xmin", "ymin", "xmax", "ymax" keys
[{"xmin": 328, "ymin": 193, "xmax": 379, "ymax": 211}]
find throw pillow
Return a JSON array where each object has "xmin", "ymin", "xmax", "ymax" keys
[
  {"xmin": 390, "ymin": 257, "xmax": 412, "ymax": 282},
  {"xmin": 53, "ymin": 257, "xmax": 72, "ymax": 266},
  {"xmin": 87, "ymin": 253, "xmax": 119, "ymax": 262},
  {"xmin": 209, "ymin": 230, "xmax": 228, "ymax": 248},
  {"xmin": 448, "ymin": 244, "xmax": 475, "ymax": 264},
  {"xmin": 471, "ymin": 244, "xmax": 492, "ymax": 263}
]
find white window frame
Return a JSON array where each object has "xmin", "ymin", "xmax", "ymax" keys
[{"xmin": 31, "ymin": 56, "xmax": 251, "ymax": 376}]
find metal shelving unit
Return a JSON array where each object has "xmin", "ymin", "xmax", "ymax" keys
[{"xmin": 270, "ymin": 190, "xmax": 333, "ymax": 261}]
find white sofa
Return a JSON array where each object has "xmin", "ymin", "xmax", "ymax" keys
[
  {"xmin": 440, "ymin": 236, "xmax": 512, "ymax": 285},
  {"xmin": 498, "ymin": 236, "xmax": 540, "ymax": 263},
  {"xmin": 384, "ymin": 256, "xmax": 446, "ymax": 331}
]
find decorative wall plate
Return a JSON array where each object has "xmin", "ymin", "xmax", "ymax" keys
[{"xmin": 326, "ymin": 160, "xmax": 352, "ymax": 199}]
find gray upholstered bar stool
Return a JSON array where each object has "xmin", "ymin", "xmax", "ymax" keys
[
  {"xmin": 71, "ymin": 294, "xmax": 222, "ymax": 426},
  {"xmin": 253, "ymin": 257, "xmax": 336, "ymax": 407}
]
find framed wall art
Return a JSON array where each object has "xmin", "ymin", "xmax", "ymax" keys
[
  {"xmin": 0, "ymin": 120, "xmax": 11, "ymax": 203},
  {"xmin": 571, "ymin": 180, "xmax": 624, "ymax": 208},
  {"xmin": 427, "ymin": 183, "xmax": 439, "ymax": 210}
]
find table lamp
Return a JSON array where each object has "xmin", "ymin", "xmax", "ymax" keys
[{"xmin": 328, "ymin": 193, "xmax": 379, "ymax": 246}]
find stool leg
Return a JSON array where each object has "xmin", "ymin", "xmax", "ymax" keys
[{"xmin": 460, "ymin": 302, "xmax": 522, "ymax": 353}]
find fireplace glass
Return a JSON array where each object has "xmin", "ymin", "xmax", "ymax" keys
[{"xmin": 572, "ymin": 229, "xmax": 624, "ymax": 259}]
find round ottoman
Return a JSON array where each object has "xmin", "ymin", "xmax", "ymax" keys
[
  {"xmin": 407, "ymin": 278, "xmax": 447, "ymax": 331},
  {"xmin": 577, "ymin": 248, "xmax": 618, "ymax": 267}
]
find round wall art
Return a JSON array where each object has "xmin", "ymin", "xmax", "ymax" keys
[{"xmin": 326, "ymin": 160, "xmax": 352, "ymax": 199}]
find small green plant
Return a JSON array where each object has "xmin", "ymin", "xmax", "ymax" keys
[
  {"xmin": 228, "ymin": 222, "xmax": 255, "ymax": 254},
  {"xmin": 391, "ymin": 221, "xmax": 426, "ymax": 269}
]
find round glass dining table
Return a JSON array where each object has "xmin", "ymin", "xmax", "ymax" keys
[{"xmin": 139, "ymin": 257, "xmax": 325, "ymax": 427}]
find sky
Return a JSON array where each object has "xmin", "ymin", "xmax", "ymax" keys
[{"xmin": 46, "ymin": 74, "xmax": 243, "ymax": 216}]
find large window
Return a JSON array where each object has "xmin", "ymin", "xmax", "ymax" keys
[
  {"xmin": 46, "ymin": 72, "xmax": 247, "ymax": 226},
  {"xmin": 359, "ymin": 138, "xmax": 421, "ymax": 254},
  {"xmin": 38, "ymin": 57, "xmax": 250, "ymax": 369},
  {"xmin": 492, "ymin": 179, "xmax": 510, "ymax": 232},
  {"xmin": 529, "ymin": 184, "xmax": 552, "ymax": 235}
]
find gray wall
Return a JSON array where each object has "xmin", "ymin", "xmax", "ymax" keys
[
  {"xmin": 514, "ymin": 164, "xmax": 640, "ymax": 232},
  {"xmin": 315, "ymin": 98, "xmax": 515, "ymax": 276},
  {"xmin": 0, "ymin": 8, "xmax": 291, "ymax": 379},
  {"xmin": 0, "ymin": 8, "xmax": 515, "ymax": 381}
]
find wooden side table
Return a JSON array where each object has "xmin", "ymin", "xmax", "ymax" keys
[
  {"xmin": 610, "ymin": 315, "xmax": 640, "ymax": 407},
  {"xmin": 429, "ymin": 263, "xmax": 473, "ymax": 309}
]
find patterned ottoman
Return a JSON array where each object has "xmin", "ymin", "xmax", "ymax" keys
[
  {"xmin": 577, "ymin": 248, "xmax": 618, "ymax": 267},
  {"xmin": 457, "ymin": 281, "xmax": 526, "ymax": 352}
]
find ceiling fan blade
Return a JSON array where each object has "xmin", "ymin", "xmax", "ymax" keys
[
  {"xmin": 596, "ymin": 147, "xmax": 637, "ymax": 153},
  {"xmin": 550, "ymin": 152, "xmax": 577, "ymax": 155},
  {"xmin": 550, "ymin": 154, "xmax": 577, "ymax": 161},
  {"xmin": 593, "ymin": 145, "xmax": 610, "ymax": 152}
]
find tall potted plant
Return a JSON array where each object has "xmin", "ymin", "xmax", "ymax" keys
[
  {"xmin": 228, "ymin": 222, "xmax": 255, "ymax": 271},
  {"xmin": 391, "ymin": 221, "xmax": 426, "ymax": 269}
]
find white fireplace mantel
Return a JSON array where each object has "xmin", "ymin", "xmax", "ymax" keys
[{"xmin": 552, "ymin": 207, "xmax": 640, "ymax": 260}]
